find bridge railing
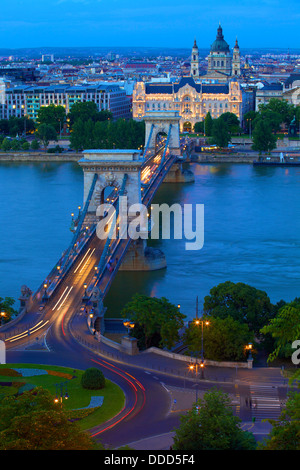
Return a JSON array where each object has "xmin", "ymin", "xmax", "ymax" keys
[{"xmin": 33, "ymin": 173, "xmax": 99, "ymax": 302}]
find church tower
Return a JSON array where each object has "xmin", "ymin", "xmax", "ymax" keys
[
  {"xmin": 190, "ymin": 39, "xmax": 199, "ymax": 78},
  {"xmin": 232, "ymin": 38, "xmax": 241, "ymax": 76},
  {"xmin": 207, "ymin": 24, "xmax": 232, "ymax": 77}
]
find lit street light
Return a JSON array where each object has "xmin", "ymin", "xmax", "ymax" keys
[
  {"xmin": 123, "ymin": 319, "xmax": 135, "ymax": 337},
  {"xmin": 1, "ymin": 311, "xmax": 6, "ymax": 325},
  {"xmin": 54, "ymin": 381, "xmax": 69, "ymax": 405},
  {"xmin": 193, "ymin": 296, "xmax": 210, "ymax": 379}
]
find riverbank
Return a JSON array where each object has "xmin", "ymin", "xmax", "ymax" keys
[
  {"xmin": 191, "ymin": 153, "xmax": 257, "ymax": 163},
  {"xmin": 0, "ymin": 151, "xmax": 257, "ymax": 164},
  {"xmin": 0, "ymin": 152, "xmax": 82, "ymax": 162}
]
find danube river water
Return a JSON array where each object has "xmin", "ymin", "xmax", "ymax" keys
[{"xmin": 0, "ymin": 160, "xmax": 299, "ymax": 320}]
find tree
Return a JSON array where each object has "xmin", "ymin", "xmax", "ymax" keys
[
  {"xmin": 68, "ymin": 101, "xmax": 113, "ymax": 128},
  {"xmin": 21, "ymin": 141, "xmax": 30, "ymax": 151},
  {"xmin": 0, "ymin": 297, "xmax": 18, "ymax": 323},
  {"xmin": 37, "ymin": 104, "xmax": 66, "ymax": 134},
  {"xmin": 211, "ymin": 117, "xmax": 231, "ymax": 147},
  {"xmin": 258, "ymin": 392, "xmax": 300, "ymax": 450},
  {"xmin": 81, "ymin": 368, "xmax": 105, "ymax": 389},
  {"xmin": 203, "ymin": 281, "xmax": 274, "ymax": 334},
  {"xmin": 183, "ymin": 316, "xmax": 253, "ymax": 362},
  {"xmin": 30, "ymin": 139, "xmax": 40, "ymax": 150},
  {"xmin": 1, "ymin": 138, "xmax": 12, "ymax": 151},
  {"xmin": 204, "ymin": 112, "xmax": 213, "ymax": 136},
  {"xmin": 259, "ymin": 98, "xmax": 295, "ymax": 127},
  {"xmin": 172, "ymin": 389, "xmax": 256, "ymax": 450},
  {"xmin": 194, "ymin": 121, "xmax": 204, "ymax": 134},
  {"xmin": 37, "ymin": 123, "xmax": 57, "ymax": 149},
  {"xmin": 121, "ymin": 294, "xmax": 186, "ymax": 350},
  {"xmin": 219, "ymin": 112, "xmax": 240, "ymax": 134},
  {"xmin": 0, "ymin": 119, "xmax": 9, "ymax": 135},
  {"xmin": 260, "ymin": 299, "xmax": 300, "ymax": 366},
  {"xmin": 243, "ymin": 110, "xmax": 259, "ymax": 133},
  {"xmin": 0, "ymin": 387, "xmax": 100, "ymax": 450},
  {"xmin": 11, "ymin": 139, "xmax": 21, "ymax": 151},
  {"xmin": 252, "ymin": 117, "xmax": 277, "ymax": 153},
  {"xmin": 70, "ymin": 118, "xmax": 145, "ymax": 152},
  {"xmin": 256, "ymin": 110, "xmax": 282, "ymax": 134}
]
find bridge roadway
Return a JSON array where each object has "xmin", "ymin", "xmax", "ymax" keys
[{"xmin": 1, "ymin": 146, "xmax": 178, "ymax": 347}]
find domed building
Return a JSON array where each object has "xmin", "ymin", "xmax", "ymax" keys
[
  {"xmin": 132, "ymin": 23, "xmax": 253, "ymax": 133},
  {"xmin": 191, "ymin": 24, "xmax": 241, "ymax": 82}
]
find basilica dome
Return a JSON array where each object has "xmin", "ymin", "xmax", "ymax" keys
[{"xmin": 210, "ymin": 24, "xmax": 230, "ymax": 53}]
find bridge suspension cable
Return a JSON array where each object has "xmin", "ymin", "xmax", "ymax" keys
[
  {"xmin": 159, "ymin": 124, "xmax": 172, "ymax": 170},
  {"xmin": 92, "ymin": 173, "xmax": 128, "ymax": 285},
  {"xmin": 61, "ymin": 173, "xmax": 99, "ymax": 273},
  {"xmin": 142, "ymin": 123, "xmax": 154, "ymax": 159}
]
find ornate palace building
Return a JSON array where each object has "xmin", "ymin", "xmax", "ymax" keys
[{"xmin": 132, "ymin": 25, "xmax": 252, "ymax": 132}]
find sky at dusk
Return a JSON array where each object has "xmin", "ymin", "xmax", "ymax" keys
[{"xmin": 0, "ymin": 0, "xmax": 299, "ymax": 50}]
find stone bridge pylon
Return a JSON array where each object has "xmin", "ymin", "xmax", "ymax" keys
[
  {"xmin": 78, "ymin": 149, "xmax": 166, "ymax": 271},
  {"xmin": 144, "ymin": 111, "xmax": 181, "ymax": 155},
  {"xmin": 78, "ymin": 149, "xmax": 143, "ymax": 227}
]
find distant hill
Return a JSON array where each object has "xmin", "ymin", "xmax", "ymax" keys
[{"xmin": 0, "ymin": 46, "xmax": 299, "ymax": 60}]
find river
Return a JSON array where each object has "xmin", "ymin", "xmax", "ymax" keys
[{"xmin": 0, "ymin": 160, "xmax": 299, "ymax": 320}]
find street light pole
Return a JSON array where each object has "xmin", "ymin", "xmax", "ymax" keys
[{"xmin": 194, "ymin": 297, "xmax": 209, "ymax": 379}]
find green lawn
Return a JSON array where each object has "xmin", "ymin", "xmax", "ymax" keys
[{"xmin": 0, "ymin": 363, "xmax": 125, "ymax": 431}]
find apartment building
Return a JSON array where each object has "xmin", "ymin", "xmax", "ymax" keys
[{"xmin": 0, "ymin": 83, "xmax": 132, "ymax": 121}]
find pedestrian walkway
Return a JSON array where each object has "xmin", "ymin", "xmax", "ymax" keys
[
  {"xmin": 70, "ymin": 317, "xmax": 286, "ymax": 388},
  {"xmin": 124, "ymin": 432, "xmax": 175, "ymax": 450},
  {"xmin": 248, "ymin": 384, "xmax": 282, "ymax": 421}
]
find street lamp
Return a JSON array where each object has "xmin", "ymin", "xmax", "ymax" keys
[
  {"xmin": 193, "ymin": 296, "xmax": 209, "ymax": 378},
  {"xmin": 0, "ymin": 311, "xmax": 6, "ymax": 325},
  {"xmin": 82, "ymin": 283, "xmax": 89, "ymax": 303},
  {"xmin": 42, "ymin": 283, "xmax": 48, "ymax": 302},
  {"xmin": 246, "ymin": 342, "xmax": 253, "ymax": 360},
  {"xmin": 54, "ymin": 381, "xmax": 69, "ymax": 405},
  {"xmin": 189, "ymin": 361, "xmax": 200, "ymax": 401},
  {"xmin": 123, "ymin": 319, "xmax": 135, "ymax": 337}
]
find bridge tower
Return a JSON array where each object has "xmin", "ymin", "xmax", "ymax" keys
[
  {"xmin": 78, "ymin": 149, "xmax": 166, "ymax": 271},
  {"xmin": 79, "ymin": 149, "xmax": 143, "ymax": 226},
  {"xmin": 144, "ymin": 111, "xmax": 181, "ymax": 155}
]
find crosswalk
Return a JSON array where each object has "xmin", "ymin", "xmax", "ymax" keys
[{"xmin": 249, "ymin": 384, "xmax": 282, "ymax": 421}]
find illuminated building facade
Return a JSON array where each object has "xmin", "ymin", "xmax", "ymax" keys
[{"xmin": 133, "ymin": 76, "xmax": 249, "ymax": 131}]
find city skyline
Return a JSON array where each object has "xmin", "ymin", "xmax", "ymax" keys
[{"xmin": 0, "ymin": 0, "xmax": 299, "ymax": 50}]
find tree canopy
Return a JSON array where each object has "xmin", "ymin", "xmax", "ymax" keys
[
  {"xmin": 252, "ymin": 117, "xmax": 277, "ymax": 153},
  {"xmin": 260, "ymin": 298, "xmax": 300, "ymax": 367},
  {"xmin": 37, "ymin": 123, "xmax": 57, "ymax": 148},
  {"xmin": 203, "ymin": 281, "xmax": 274, "ymax": 334},
  {"xmin": 0, "ymin": 387, "xmax": 98, "ymax": 450},
  {"xmin": 37, "ymin": 104, "xmax": 66, "ymax": 134},
  {"xmin": 183, "ymin": 315, "xmax": 253, "ymax": 362},
  {"xmin": 0, "ymin": 297, "xmax": 18, "ymax": 323},
  {"xmin": 211, "ymin": 117, "xmax": 231, "ymax": 147},
  {"xmin": 68, "ymin": 101, "xmax": 113, "ymax": 127},
  {"xmin": 121, "ymin": 294, "xmax": 186, "ymax": 350},
  {"xmin": 258, "ymin": 391, "xmax": 300, "ymax": 450},
  {"xmin": 70, "ymin": 118, "xmax": 145, "ymax": 151},
  {"xmin": 172, "ymin": 389, "xmax": 256, "ymax": 450}
]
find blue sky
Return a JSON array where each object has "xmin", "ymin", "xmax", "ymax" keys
[{"xmin": 0, "ymin": 0, "xmax": 299, "ymax": 49}]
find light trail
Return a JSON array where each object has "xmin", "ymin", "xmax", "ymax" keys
[
  {"xmin": 73, "ymin": 248, "xmax": 91, "ymax": 274},
  {"xmin": 90, "ymin": 357, "xmax": 146, "ymax": 437},
  {"xmin": 6, "ymin": 320, "xmax": 50, "ymax": 342},
  {"xmin": 78, "ymin": 248, "xmax": 96, "ymax": 274},
  {"xmin": 52, "ymin": 286, "xmax": 70, "ymax": 311},
  {"xmin": 56, "ymin": 286, "xmax": 74, "ymax": 311}
]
